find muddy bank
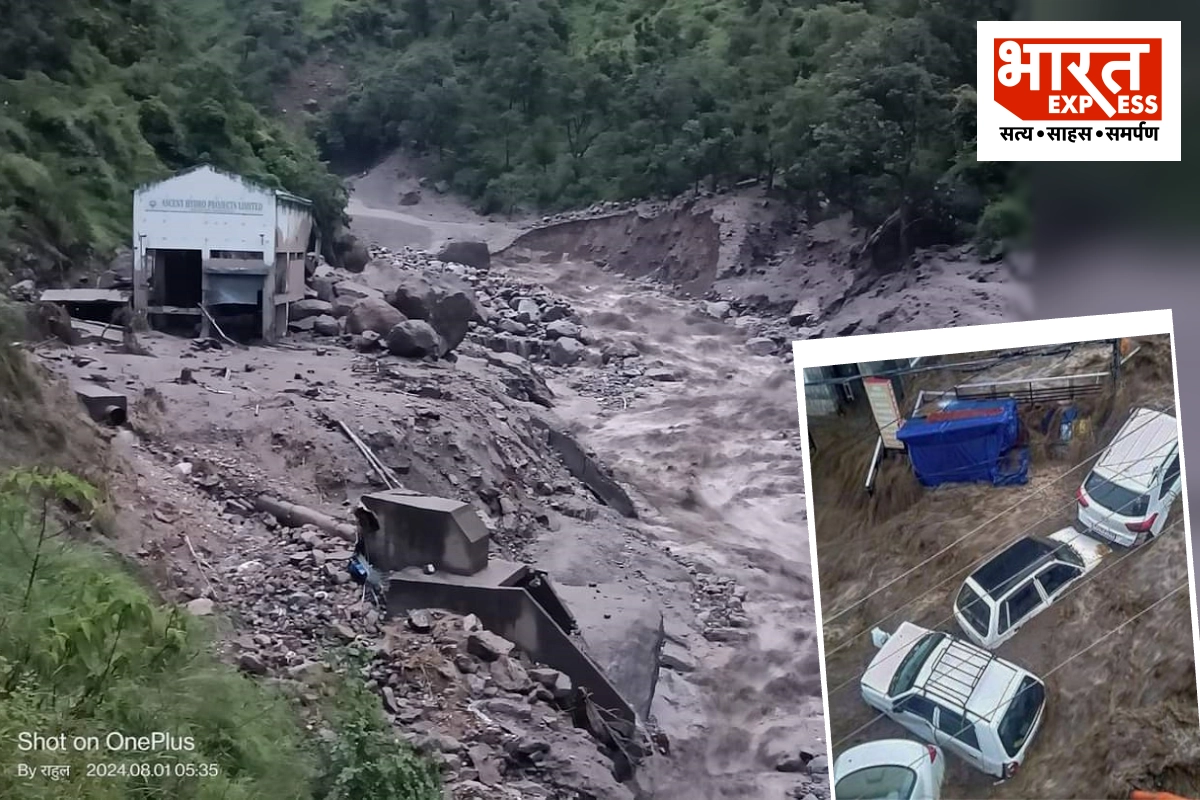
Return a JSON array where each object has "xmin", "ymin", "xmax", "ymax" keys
[
  {"xmin": 502, "ymin": 191, "xmax": 1028, "ymax": 339},
  {"xmin": 503, "ymin": 205, "xmax": 728, "ymax": 297}
]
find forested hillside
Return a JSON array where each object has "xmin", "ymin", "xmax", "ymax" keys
[
  {"xmin": 0, "ymin": 0, "xmax": 1025, "ymax": 277},
  {"xmin": 307, "ymin": 0, "xmax": 1024, "ymax": 247},
  {"xmin": 0, "ymin": 0, "xmax": 345, "ymax": 276}
]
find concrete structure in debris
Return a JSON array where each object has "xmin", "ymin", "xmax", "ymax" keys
[
  {"xmin": 355, "ymin": 493, "xmax": 490, "ymax": 576},
  {"xmin": 354, "ymin": 489, "xmax": 656, "ymax": 739},
  {"xmin": 131, "ymin": 165, "xmax": 315, "ymax": 342}
]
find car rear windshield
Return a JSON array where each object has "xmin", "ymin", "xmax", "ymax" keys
[
  {"xmin": 1084, "ymin": 472, "xmax": 1150, "ymax": 518},
  {"xmin": 957, "ymin": 584, "xmax": 990, "ymax": 636},
  {"xmin": 998, "ymin": 676, "xmax": 1045, "ymax": 758},
  {"xmin": 835, "ymin": 765, "xmax": 918, "ymax": 800},
  {"xmin": 888, "ymin": 632, "xmax": 947, "ymax": 697}
]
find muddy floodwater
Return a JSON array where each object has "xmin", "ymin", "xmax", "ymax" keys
[
  {"xmin": 812, "ymin": 337, "xmax": 1200, "ymax": 799},
  {"xmin": 504, "ymin": 255, "xmax": 824, "ymax": 799}
]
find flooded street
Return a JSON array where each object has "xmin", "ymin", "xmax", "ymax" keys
[{"xmin": 813, "ymin": 337, "xmax": 1199, "ymax": 799}]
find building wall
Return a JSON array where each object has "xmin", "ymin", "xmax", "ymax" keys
[
  {"xmin": 275, "ymin": 198, "xmax": 313, "ymax": 303},
  {"xmin": 133, "ymin": 166, "xmax": 277, "ymax": 256},
  {"xmin": 131, "ymin": 166, "xmax": 314, "ymax": 341},
  {"xmin": 275, "ymin": 198, "xmax": 312, "ymax": 253}
]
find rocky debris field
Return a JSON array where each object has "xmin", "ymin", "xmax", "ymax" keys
[
  {"xmin": 291, "ymin": 242, "xmax": 806, "ymax": 369},
  {"xmin": 26, "ymin": 246, "xmax": 823, "ymax": 798},
  {"xmin": 193, "ymin": 511, "xmax": 640, "ymax": 800}
]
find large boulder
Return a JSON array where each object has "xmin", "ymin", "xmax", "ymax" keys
[
  {"xmin": 389, "ymin": 273, "xmax": 483, "ymax": 353},
  {"xmin": 385, "ymin": 320, "xmax": 443, "ymax": 358},
  {"xmin": 347, "ymin": 296, "xmax": 406, "ymax": 335},
  {"xmin": 359, "ymin": 260, "xmax": 407, "ymax": 296},
  {"xmin": 334, "ymin": 282, "xmax": 383, "ymax": 301},
  {"xmin": 338, "ymin": 234, "xmax": 370, "ymax": 273},
  {"xmin": 312, "ymin": 276, "xmax": 337, "ymax": 303},
  {"xmin": 548, "ymin": 337, "xmax": 584, "ymax": 366},
  {"xmin": 289, "ymin": 298, "xmax": 333, "ymax": 321},
  {"xmin": 312, "ymin": 315, "xmax": 341, "ymax": 337},
  {"xmin": 544, "ymin": 320, "xmax": 583, "ymax": 341},
  {"xmin": 437, "ymin": 240, "xmax": 491, "ymax": 271}
]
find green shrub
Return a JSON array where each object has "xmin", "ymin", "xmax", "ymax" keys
[
  {"xmin": 0, "ymin": 467, "xmax": 440, "ymax": 800},
  {"xmin": 312, "ymin": 659, "xmax": 443, "ymax": 800},
  {"xmin": 976, "ymin": 192, "xmax": 1031, "ymax": 256}
]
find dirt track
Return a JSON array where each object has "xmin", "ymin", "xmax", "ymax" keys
[{"xmin": 813, "ymin": 336, "xmax": 1199, "ymax": 799}]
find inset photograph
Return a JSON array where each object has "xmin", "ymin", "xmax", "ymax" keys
[{"xmin": 794, "ymin": 311, "xmax": 1197, "ymax": 800}]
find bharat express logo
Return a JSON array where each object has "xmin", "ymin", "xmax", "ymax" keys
[
  {"xmin": 976, "ymin": 21, "xmax": 1180, "ymax": 162},
  {"xmin": 993, "ymin": 38, "xmax": 1161, "ymax": 121}
]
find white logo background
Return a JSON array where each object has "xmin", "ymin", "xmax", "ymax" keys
[{"xmin": 976, "ymin": 20, "xmax": 1181, "ymax": 162}]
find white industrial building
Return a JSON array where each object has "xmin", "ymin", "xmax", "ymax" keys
[{"xmin": 131, "ymin": 165, "xmax": 316, "ymax": 342}]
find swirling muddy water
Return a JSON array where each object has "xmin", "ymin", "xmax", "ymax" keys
[{"xmin": 504, "ymin": 254, "xmax": 823, "ymax": 800}]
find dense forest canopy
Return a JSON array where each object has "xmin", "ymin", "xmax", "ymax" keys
[
  {"xmin": 308, "ymin": 0, "xmax": 1023, "ymax": 245},
  {"xmin": 0, "ymin": 0, "xmax": 1026, "ymax": 276},
  {"xmin": 0, "ymin": 0, "xmax": 345, "ymax": 273}
]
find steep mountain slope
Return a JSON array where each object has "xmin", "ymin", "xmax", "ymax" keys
[{"xmin": 0, "ymin": 0, "xmax": 345, "ymax": 281}]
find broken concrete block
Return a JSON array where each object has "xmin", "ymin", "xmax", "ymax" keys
[
  {"xmin": 467, "ymin": 630, "xmax": 516, "ymax": 662},
  {"xmin": 538, "ymin": 424, "xmax": 637, "ymax": 519},
  {"xmin": 557, "ymin": 583, "xmax": 663, "ymax": 720},
  {"xmin": 489, "ymin": 656, "xmax": 532, "ymax": 693}
]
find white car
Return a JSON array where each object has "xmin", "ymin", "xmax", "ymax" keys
[
  {"xmin": 954, "ymin": 527, "xmax": 1109, "ymax": 649},
  {"xmin": 834, "ymin": 739, "xmax": 945, "ymax": 800},
  {"xmin": 861, "ymin": 622, "xmax": 1046, "ymax": 780},
  {"xmin": 1077, "ymin": 407, "xmax": 1182, "ymax": 547}
]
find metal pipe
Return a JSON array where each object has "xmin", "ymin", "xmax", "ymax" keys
[
  {"xmin": 865, "ymin": 435, "xmax": 884, "ymax": 494},
  {"xmin": 254, "ymin": 495, "xmax": 357, "ymax": 541},
  {"xmin": 955, "ymin": 371, "xmax": 1109, "ymax": 391},
  {"xmin": 1120, "ymin": 345, "xmax": 1142, "ymax": 366}
]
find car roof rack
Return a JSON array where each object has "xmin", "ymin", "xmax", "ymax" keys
[{"xmin": 923, "ymin": 638, "xmax": 992, "ymax": 713}]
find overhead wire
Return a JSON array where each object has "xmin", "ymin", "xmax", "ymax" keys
[
  {"xmin": 824, "ymin": 401, "xmax": 1177, "ymax": 624},
  {"xmin": 829, "ymin": 519, "xmax": 1187, "ymax": 756},
  {"xmin": 823, "ymin": 405, "xmax": 1179, "ymax": 659}
]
